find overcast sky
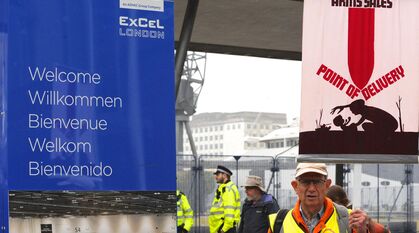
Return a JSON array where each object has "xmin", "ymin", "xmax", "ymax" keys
[{"xmin": 195, "ymin": 53, "xmax": 302, "ymax": 123}]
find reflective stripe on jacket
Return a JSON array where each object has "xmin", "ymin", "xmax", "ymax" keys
[
  {"xmin": 209, "ymin": 180, "xmax": 241, "ymax": 233},
  {"xmin": 177, "ymin": 190, "xmax": 194, "ymax": 231},
  {"xmin": 280, "ymin": 197, "xmax": 351, "ymax": 233}
]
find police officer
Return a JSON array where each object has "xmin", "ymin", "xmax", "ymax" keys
[
  {"xmin": 209, "ymin": 165, "xmax": 241, "ymax": 233},
  {"xmin": 177, "ymin": 190, "xmax": 194, "ymax": 233}
]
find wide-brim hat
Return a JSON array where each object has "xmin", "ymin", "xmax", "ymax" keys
[
  {"xmin": 213, "ymin": 165, "xmax": 233, "ymax": 176},
  {"xmin": 241, "ymin": 175, "xmax": 265, "ymax": 192}
]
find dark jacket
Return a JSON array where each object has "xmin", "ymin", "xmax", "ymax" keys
[{"xmin": 238, "ymin": 193, "xmax": 279, "ymax": 233}]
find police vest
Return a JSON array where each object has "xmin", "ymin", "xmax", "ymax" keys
[
  {"xmin": 209, "ymin": 181, "xmax": 241, "ymax": 233},
  {"xmin": 177, "ymin": 190, "xmax": 194, "ymax": 231}
]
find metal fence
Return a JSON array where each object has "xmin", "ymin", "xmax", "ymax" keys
[{"xmin": 177, "ymin": 154, "xmax": 419, "ymax": 233}]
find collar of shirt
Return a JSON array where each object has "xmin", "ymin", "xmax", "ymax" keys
[{"xmin": 299, "ymin": 205, "xmax": 325, "ymax": 233}]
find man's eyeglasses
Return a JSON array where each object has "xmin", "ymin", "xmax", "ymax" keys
[{"xmin": 297, "ymin": 179, "xmax": 326, "ymax": 187}]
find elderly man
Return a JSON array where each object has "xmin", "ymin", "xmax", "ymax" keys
[
  {"xmin": 275, "ymin": 163, "xmax": 369, "ymax": 233},
  {"xmin": 238, "ymin": 175, "xmax": 279, "ymax": 233},
  {"xmin": 209, "ymin": 165, "xmax": 241, "ymax": 233}
]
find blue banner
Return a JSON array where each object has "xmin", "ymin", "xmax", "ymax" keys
[{"xmin": 1, "ymin": 0, "xmax": 175, "ymax": 193}]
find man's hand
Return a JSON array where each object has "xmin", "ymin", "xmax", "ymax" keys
[{"xmin": 349, "ymin": 209, "xmax": 369, "ymax": 233}]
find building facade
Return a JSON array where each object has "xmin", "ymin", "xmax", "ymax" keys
[{"xmin": 182, "ymin": 112, "xmax": 287, "ymax": 155}]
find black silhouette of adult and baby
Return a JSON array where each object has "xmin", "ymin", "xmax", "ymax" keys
[{"xmin": 331, "ymin": 99, "xmax": 398, "ymax": 134}]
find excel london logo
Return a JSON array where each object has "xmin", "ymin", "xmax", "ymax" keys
[{"xmin": 119, "ymin": 16, "xmax": 165, "ymax": 40}]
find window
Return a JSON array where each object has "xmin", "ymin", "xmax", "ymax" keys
[
  {"xmin": 200, "ymin": 128, "xmax": 203, "ymax": 133},
  {"xmin": 210, "ymin": 127, "xmax": 213, "ymax": 132},
  {"xmin": 215, "ymin": 144, "xmax": 218, "ymax": 149},
  {"xmin": 220, "ymin": 135, "xmax": 223, "ymax": 140},
  {"xmin": 199, "ymin": 145, "xmax": 203, "ymax": 150},
  {"xmin": 205, "ymin": 136, "xmax": 208, "ymax": 141},
  {"xmin": 205, "ymin": 145, "xmax": 208, "ymax": 150},
  {"xmin": 247, "ymin": 124, "xmax": 251, "ymax": 129},
  {"xmin": 210, "ymin": 136, "xmax": 213, "ymax": 140},
  {"xmin": 215, "ymin": 135, "xmax": 218, "ymax": 140},
  {"xmin": 205, "ymin": 127, "xmax": 208, "ymax": 132},
  {"xmin": 237, "ymin": 124, "xmax": 241, "ymax": 129},
  {"xmin": 210, "ymin": 144, "xmax": 213, "ymax": 149},
  {"xmin": 220, "ymin": 125, "xmax": 223, "ymax": 130},
  {"xmin": 232, "ymin": 125, "xmax": 236, "ymax": 130},
  {"xmin": 199, "ymin": 137, "xmax": 203, "ymax": 141},
  {"xmin": 220, "ymin": 144, "xmax": 223, "ymax": 149},
  {"xmin": 286, "ymin": 139, "xmax": 296, "ymax": 147}
]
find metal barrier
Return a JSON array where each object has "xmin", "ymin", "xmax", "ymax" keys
[{"xmin": 351, "ymin": 163, "xmax": 419, "ymax": 233}]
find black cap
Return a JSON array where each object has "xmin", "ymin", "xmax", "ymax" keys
[{"xmin": 213, "ymin": 165, "xmax": 233, "ymax": 176}]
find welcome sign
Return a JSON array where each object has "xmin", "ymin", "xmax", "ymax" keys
[
  {"xmin": 0, "ymin": 0, "xmax": 175, "ymax": 227},
  {"xmin": 299, "ymin": 0, "xmax": 419, "ymax": 160}
]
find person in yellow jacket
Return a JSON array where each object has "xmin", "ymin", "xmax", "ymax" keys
[
  {"xmin": 177, "ymin": 190, "xmax": 194, "ymax": 233},
  {"xmin": 273, "ymin": 163, "xmax": 370, "ymax": 233},
  {"xmin": 209, "ymin": 165, "xmax": 241, "ymax": 233}
]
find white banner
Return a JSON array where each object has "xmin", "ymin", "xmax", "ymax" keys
[{"xmin": 299, "ymin": 0, "xmax": 419, "ymax": 160}]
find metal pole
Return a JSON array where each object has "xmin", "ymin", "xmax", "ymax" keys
[
  {"xmin": 185, "ymin": 121, "xmax": 197, "ymax": 156},
  {"xmin": 233, "ymin": 156, "xmax": 241, "ymax": 186},
  {"xmin": 336, "ymin": 164, "xmax": 344, "ymax": 187},
  {"xmin": 175, "ymin": 0, "xmax": 200, "ymax": 99},
  {"xmin": 194, "ymin": 155, "xmax": 200, "ymax": 233},
  {"xmin": 377, "ymin": 164, "xmax": 380, "ymax": 223},
  {"xmin": 275, "ymin": 159, "xmax": 279, "ymax": 199},
  {"xmin": 353, "ymin": 164, "xmax": 362, "ymax": 209},
  {"xmin": 176, "ymin": 120, "xmax": 184, "ymax": 154},
  {"xmin": 405, "ymin": 164, "xmax": 413, "ymax": 233}
]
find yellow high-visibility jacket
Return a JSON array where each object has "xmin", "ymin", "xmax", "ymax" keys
[
  {"xmin": 209, "ymin": 181, "xmax": 241, "ymax": 233},
  {"xmin": 278, "ymin": 198, "xmax": 352, "ymax": 233},
  {"xmin": 177, "ymin": 190, "xmax": 194, "ymax": 231}
]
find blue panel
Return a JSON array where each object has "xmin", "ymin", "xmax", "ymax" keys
[
  {"xmin": 0, "ymin": 0, "xmax": 8, "ymax": 230},
  {"xmin": 5, "ymin": 0, "xmax": 175, "ymax": 191}
]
